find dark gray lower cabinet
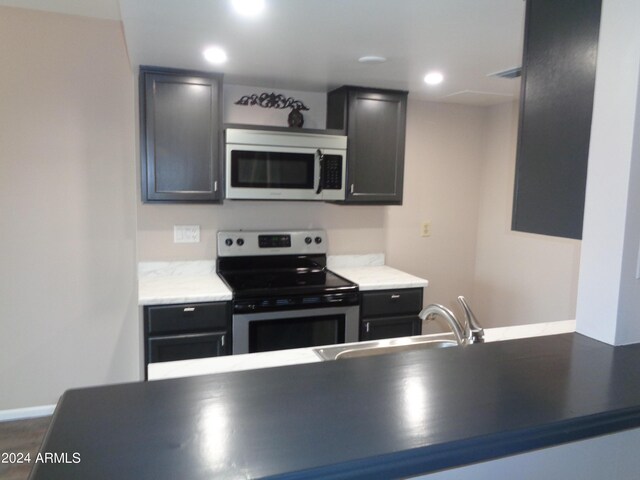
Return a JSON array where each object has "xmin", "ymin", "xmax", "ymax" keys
[
  {"xmin": 360, "ymin": 288, "xmax": 423, "ymax": 341},
  {"xmin": 140, "ymin": 67, "xmax": 223, "ymax": 202},
  {"xmin": 327, "ymin": 86, "xmax": 407, "ymax": 205},
  {"xmin": 143, "ymin": 301, "xmax": 231, "ymax": 379},
  {"xmin": 512, "ymin": 0, "xmax": 601, "ymax": 239}
]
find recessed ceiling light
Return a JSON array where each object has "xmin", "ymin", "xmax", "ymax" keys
[
  {"xmin": 232, "ymin": 0, "xmax": 265, "ymax": 17},
  {"xmin": 203, "ymin": 46, "xmax": 228, "ymax": 65},
  {"xmin": 358, "ymin": 56, "xmax": 387, "ymax": 64},
  {"xmin": 424, "ymin": 71, "xmax": 444, "ymax": 85}
]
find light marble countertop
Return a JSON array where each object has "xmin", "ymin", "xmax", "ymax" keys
[
  {"xmin": 327, "ymin": 254, "xmax": 429, "ymax": 291},
  {"xmin": 138, "ymin": 254, "xmax": 429, "ymax": 305},
  {"xmin": 138, "ymin": 261, "xmax": 232, "ymax": 306},
  {"xmin": 148, "ymin": 320, "xmax": 577, "ymax": 381},
  {"xmin": 331, "ymin": 266, "xmax": 429, "ymax": 291}
]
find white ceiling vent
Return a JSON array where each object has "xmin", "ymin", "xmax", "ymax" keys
[{"xmin": 488, "ymin": 67, "xmax": 522, "ymax": 79}]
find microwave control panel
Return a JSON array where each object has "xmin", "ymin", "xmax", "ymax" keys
[{"xmin": 322, "ymin": 155, "xmax": 343, "ymax": 190}]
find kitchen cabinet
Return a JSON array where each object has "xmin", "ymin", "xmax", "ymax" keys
[
  {"xmin": 140, "ymin": 67, "xmax": 223, "ymax": 202},
  {"xmin": 143, "ymin": 301, "xmax": 231, "ymax": 379},
  {"xmin": 326, "ymin": 86, "xmax": 408, "ymax": 205},
  {"xmin": 360, "ymin": 288, "xmax": 422, "ymax": 341},
  {"xmin": 512, "ymin": 0, "xmax": 601, "ymax": 239}
]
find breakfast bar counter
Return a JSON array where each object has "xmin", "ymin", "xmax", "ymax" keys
[{"xmin": 30, "ymin": 333, "xmax": 640, "ymax": 479}]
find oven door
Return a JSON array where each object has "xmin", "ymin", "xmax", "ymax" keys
[{"xmin": 232, "ymin": 306, "xmax": 359, "ymax": 354}]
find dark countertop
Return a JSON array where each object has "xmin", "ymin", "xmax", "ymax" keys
[{"xmin": 30, "ymin": 334, "xmax": 640, "ymax": 479}]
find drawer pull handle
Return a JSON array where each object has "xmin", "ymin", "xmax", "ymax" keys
[
  {"xmin": 183, "ymin": 307, "xmax": 195, "ymax": 313},
  {"xmin": 391, "ymin": 294, "xmax": 401, "ymax": 299}
]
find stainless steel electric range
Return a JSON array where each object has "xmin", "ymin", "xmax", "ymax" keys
[{"xmin": 217, "ymin": 230, "xmax": 359, "ymax": 354}]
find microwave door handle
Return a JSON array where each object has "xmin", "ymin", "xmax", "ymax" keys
[{"xmin": 315, "ymin": 149, "xmax": 324, "ymax": 195}]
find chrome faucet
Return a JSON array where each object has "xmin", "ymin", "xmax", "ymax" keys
[
  {"xmin": 457, "ymin": 295, "xmax": 484, "ymax": 344},
  {"xmin": 418, "ymin": 296, "xmax": 484, "ymax": 345}
]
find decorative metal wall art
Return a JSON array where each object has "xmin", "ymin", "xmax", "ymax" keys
[{"xmin": 234, "ymin": 92, "xmax": 309, "ymax": 128}]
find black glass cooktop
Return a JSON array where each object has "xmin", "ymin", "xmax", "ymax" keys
[{"xmin": 217, "ymin": 255, "xmax": 357, "ymax": 299}]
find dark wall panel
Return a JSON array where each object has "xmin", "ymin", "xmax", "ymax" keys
[{"xmin": 512, "ymin": 0, "xmax": 601, "ymax": 239}]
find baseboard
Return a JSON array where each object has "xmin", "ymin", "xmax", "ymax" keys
[{"xmin": 0, "ymin": 404, "xmax": 56, "ymax": 422}]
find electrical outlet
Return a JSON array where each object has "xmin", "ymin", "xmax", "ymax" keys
[
  {"xmin": 421, "ymin": 221, "xmax": 432, "ymax": 237},
  {"xmin": 174, "ymin": 225, "xmax": 200, "ymax": 243}
]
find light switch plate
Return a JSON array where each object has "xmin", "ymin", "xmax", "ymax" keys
[{"xmin": 174, "ymin": 225, "xmax": 200, "ymax": 243}]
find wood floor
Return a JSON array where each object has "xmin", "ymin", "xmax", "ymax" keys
[{"xmin": 0, "ymin": 416, "xmax": 51, "ymax": 480}]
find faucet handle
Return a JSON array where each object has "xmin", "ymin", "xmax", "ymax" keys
[{"xmin": 457, "ymin": 296, "xmax": 484, "ymax": 343}]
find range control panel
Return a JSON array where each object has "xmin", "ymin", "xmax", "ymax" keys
[{"xmin": 217, "ymin": 230, "xmax": 327, "ymax": 257}]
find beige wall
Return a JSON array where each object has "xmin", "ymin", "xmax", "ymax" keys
[
  {"xmin": 0, "ymin": 7, "xmax": 138, "ymax": 409},
  {"xmin": 472, "ymin": 102, "xmax": 581, "ymax": 327},
  {"xmin": 137, "ymin": 202, "xmax": 386, "ymax": 260},
  {"xmin": 385, "ymin": 101, "xmax": 485, "ymax": 311}
]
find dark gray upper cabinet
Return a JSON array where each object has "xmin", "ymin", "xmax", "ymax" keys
[
  {"xmin": 327, "ymin": 86, "xmax": 408, "ymax": 205},
  {"xmin": 140, "ymin": 67, "xmax": 223, "ymax": 202},
  {"xmin": 512, "ymin": 0, "xmax": 601, "ymax": 239}
]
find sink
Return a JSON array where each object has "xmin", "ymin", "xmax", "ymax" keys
[{"xmin": 313, "ymin": 334, "xmax": 459, "ymax": 361}]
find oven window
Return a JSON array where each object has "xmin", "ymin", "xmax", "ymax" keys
[
  {"xmin": 231, "ymin": 150, "xmax": 315, "ymax": 189},
  {"xmin": 249, "ymin": 315, "xmax": 345, "ymax": 353}
]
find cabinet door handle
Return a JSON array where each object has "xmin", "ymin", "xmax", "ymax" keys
[
  {"xmin": 350, "ymin": 184, "xmax": 354, "ymax": 194},
  {"xmin": 391, "ymin": 294, "xmax": 400, "ymax": 300},
  {"xmin": 365, "ymin": 322, "xmax": 370, "ymax": 333},
  {"xmin": 221, "ymin": 335, "xmax": 225, "ymax": 347},
  {"xmin": 183, "ymin": 307, "xmax": 195, "ymax": 313},
  {"xmin": 214, "ymin": 180, "xmax": 218, "ymax": 192}
]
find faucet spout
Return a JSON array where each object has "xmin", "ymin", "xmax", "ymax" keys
[
  {"xmin": 457, "ymin": 296, "xmax": 484, "ymax": 343},
  {"xmin": 419, "ymin": 297, "xmax": 484, "ymax": 345},
  {"xmin": 419, "ymin": 304, "xmax": 466, "ymax": 345}
]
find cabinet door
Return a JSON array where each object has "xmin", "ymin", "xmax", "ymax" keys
[
  {"xmin": 143, "ymin": 301, "xmax": 231, "ymax": 379},
  {"xmin": 141, "ymin": 68, "xmax": 223, "ymax": 202},
  {"xmin": 327, "ymin": 87, "xmax": 407, "ymax": 205},
  {"xmin": 512, "ymin": 0, "xmax": 601, "ymax": 239},
  {"xmin": 147, "ymin": 331, "xmax": 227, "ymax": 363},
  {"xmin": 361, "ymin": 315, "xmax": 421, "ymax": 342}
]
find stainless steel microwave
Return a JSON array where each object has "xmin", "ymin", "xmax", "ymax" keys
[{"xmin": 225, "ymin": 128, "xmax": 347, "ymax": 201}]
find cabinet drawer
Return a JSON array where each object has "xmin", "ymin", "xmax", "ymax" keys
[
  {"xmin": 361, "ymin": 289, "xmax": 422, "ymax": 317},
  {"xmin": 146, "ymin": 302, "xmax": 229, "ymax": 334}
]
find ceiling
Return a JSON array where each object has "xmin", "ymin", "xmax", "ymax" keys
[{"xmin": 2, "ymin": 0, "xmax": 526, "ymax": 105}]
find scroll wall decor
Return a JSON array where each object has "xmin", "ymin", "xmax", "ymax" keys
[{"xmin": 235, "ymin": 92, "xmax": 310, "ymax": 128}]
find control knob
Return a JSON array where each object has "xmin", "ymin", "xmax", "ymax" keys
[
  {"xmin": 225, "ymin": 238, "xmax": 233, "ymax": 246},
  {"xmin": 314, "ymin": 236, "xmax": 323, "ymax": 244},
  {"xmin": 237, "ymin": 238, "xmax": 245, "ymax": 246},
  {"xmin": 305, "ymin": 237, "xmax": 312, "ymax": 245}
]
